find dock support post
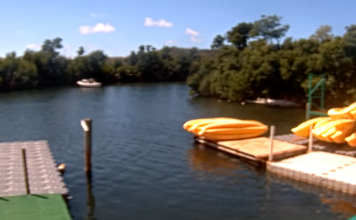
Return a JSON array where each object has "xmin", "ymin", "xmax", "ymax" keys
[
  {"xmin": 269, "ymin": 125, "xmax": 275, "ymax": 162},
  {"xmin": 81, "ymin": 118, "xmax": 92, "ymax": 175},
  {"xmin": 22, "ymin": 149, "xmax": 30, "ymax": 194},
  {"xmin": 306, "ymin": 102, "xmax": 311, "ymax": 120},
  {"xmin": 308, "ymin": 124, "xmax": 313, "ymax": 152}
]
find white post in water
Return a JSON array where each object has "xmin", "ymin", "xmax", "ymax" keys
[
  {"xmin": 269, "ymin": 125, "xmax": 275, "ymax": 162},
  {"xmin": 308, "ymin": 124, "xmax": 313, "ymax": 152},
  {"xmin": 81, "ymin": 118, "xmax": 92, "ymax": 175}
]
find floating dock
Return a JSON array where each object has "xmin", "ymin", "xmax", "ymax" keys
[
  {"xmin": 0, "ymin": 140, "xmax": 71, "ymax": 220},
  {"xmin": 195, "ymin": 136, "xmax": 307, "ymax": 163},
  {"xmin": 267, "ymin": 151, "xmax": 356, "ymax": 195},
  {"xmin": 0, "ymin": 194, "xmax": 72, "ymax": 220},
  {"xmin": 275, "ymin": 134, "xmax": 356, "ymax": 157},
  {"xmin": 196, "ymin": 133, "xmax": 356, "ymax": 162},
  {"xmin": 196, "ymin": 132, "xmax": 356, "ymax": 196},
  {"xmin": 0, "ymin": 140, "xmax": 68, "ymax": 196},
  {"xmin": 267, "ymin": 171, "xmax": 356, "ymax": 204}
]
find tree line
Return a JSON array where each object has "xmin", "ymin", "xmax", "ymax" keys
[
  {"xmin": 0, "ymin": 38, "xmax": 205, "ymax": 91},
  {"xmin": 187, "ymin": 15, "xmax": 356, "ymax": 106},
  {"xmin": 0, "ymin": 14, "xmax": 355, "ymax": 106}
]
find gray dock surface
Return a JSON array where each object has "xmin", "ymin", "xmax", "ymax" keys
[
  {"xmin": 267, "ymin": 171, "xmax": 356, "ymax": 205},
  {"xmin": 0, "ymin": 140, "xmax": 68, "ymax": 197},
  {"xmin": 267, "ymin": 151, "xmax": 356, "ymax": 195}
]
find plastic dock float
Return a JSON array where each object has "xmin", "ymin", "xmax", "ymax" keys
[
  {"xmin": 195, "ymin": 137, "xmax": 307, "ymax": 163},
  {"xmin": 0, "ymin": 140, "xmax": 68, "ymax": 197},
  {"xmin": 267, "ymin": 151, "xmax": 356, "ymax": 195},
  {"xmin": 267, "ymin": 171, "xmax": 356, "ymax": 204}
]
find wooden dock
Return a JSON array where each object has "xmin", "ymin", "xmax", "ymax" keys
[
  {"xmin": 195, "ymin": 136, "xmax": 307, "ymax": 163},
  {"xmin": 275, "ymin": 133, "xmax": 356, "ymax": 157},
  {"xmin": 267, "ymin": 151, "xmax": 356, "ymax": 195},
  {"xmin": 195, "ymin": 132, "xmax": 356, "ymax": 196},
  {"xmin": 195, "ymin": 132, "xmax": 356, "ymax": 163},
  {"xmin": 0, "ymin": 140, "xmax": 68, "ymax": 197}
]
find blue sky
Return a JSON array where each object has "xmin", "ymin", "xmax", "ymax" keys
[{"xmin": 0, "ymin": 0, "xmax": 355, "ymax": 58}]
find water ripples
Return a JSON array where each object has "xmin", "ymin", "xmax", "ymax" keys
[{"xmin": 0, "ymin": 84, "xmax": 354, "ymax": 220}]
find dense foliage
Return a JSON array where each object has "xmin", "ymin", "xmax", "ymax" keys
[
  {"xmin": 187, "ymin": 15, "xmax": 356, "ymax": 106},
  {"xmin": 0, "ymin": 39, "xmax": 202, "ymax": 91},
  {"xmin": 0, "ymin": 14, "xmax": 355, "ymax": 106}
]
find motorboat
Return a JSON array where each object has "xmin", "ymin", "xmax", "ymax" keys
[
  {"xmin": 76, "ymin": 78, "xmax": 102, "ymax": 88},
  {"xmin": 245, "ymin": 98, "xmax": 300, "ymax": 108}
]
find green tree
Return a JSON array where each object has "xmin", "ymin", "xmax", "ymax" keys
[
  {"xmin": 211, "ymin": 35, "xmax": 225, "ymax": 49},
  {"xmin": 77, "ymin": 46, "xmax": 85, "ymax": 56},
  {"xmin": 250, "ymin": 15, "xmax": 290, "ymax": 43}
]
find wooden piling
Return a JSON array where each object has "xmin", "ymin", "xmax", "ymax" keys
[
  {"xmin": 306, "ymin": 102, "xmax": 311, "ymax": 120},
  {"xmin": 268, "ymin": 125, "xmax": 275, "ymax": 162},
  {"xmin": 21, "ymin": 149, "xmax": 30, "ymax": 195},
  {"xmin": 81, "ymin": 118, "xmax": 92, "ymax": 174},
  {"xmin": 308, "ymin": 124, "xmax": 313, "ymax": 152}
]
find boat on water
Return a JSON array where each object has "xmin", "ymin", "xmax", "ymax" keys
[
  {"xmin": 245, "ymin": 98, "xmax": 300, "ymax": 108},
  {"xmin": 76, "ymin": 78, "xmax": 102, "ymax": 88}
]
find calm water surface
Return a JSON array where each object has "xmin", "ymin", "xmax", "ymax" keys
[{"xmin": 0, "ymin": 83, "xmax": 355, "ymax": 220}]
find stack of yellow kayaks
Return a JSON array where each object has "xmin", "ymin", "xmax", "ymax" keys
[
  {"xmin": 327, "ymin": 102, "xmax": 356, "ymax": 119},
  {"xmin": 183, "ymin": 117, "xmax": 268, "ymax": 142},
  {"xmin": 291, "ymin": 102, "xmax": 356, "ymax": 146}
]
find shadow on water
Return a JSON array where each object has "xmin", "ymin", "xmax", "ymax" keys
[{"xmin": 187, "ymin": 142, "xmax": 265, "ymax": 178}]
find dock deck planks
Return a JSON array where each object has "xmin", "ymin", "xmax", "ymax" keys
[
  {"xmin": 274, "ymin": 133, "xmax": 356, "ymax": 157},
  {"xmin": 196, "ymin": 136, "xmax": 307, "ymax": 162},
  {"xmin": 219, "ymin": 137, "xmax": 307, "ymax": 160}
]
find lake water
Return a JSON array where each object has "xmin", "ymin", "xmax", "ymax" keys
[{"xmin": 0, "ymin": 83, "xmax": 355, "ymax": 220}]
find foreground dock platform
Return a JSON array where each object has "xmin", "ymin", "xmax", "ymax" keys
[
  {"xmin": 0, "ymin": 140, "xmax": 68, "ymax": 197},
  {"xmin": 267, "ymin": 151, "xmax": 356, "ymax": 195},
  {"xmin": 0, "ymin": 194, "xmax": 71, "ymax": 220},
  {"xmin": 195, "ymin": 136, "xmax": 307, "ymax": 163}
]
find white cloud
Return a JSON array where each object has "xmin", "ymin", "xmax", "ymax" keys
[
  {"xmin": 26, "ymin": 44, "xmax": 40, "ymax": 50},
  {"xmin": 186, "ymin": 28, "xmax": 202, "ymax": 42},
  {"xmin": 79, "ymin": 23, "xmax": 115, "ymax": 34},
  {"xmin": 186, "ymin": 28, "xmax": 199, "ymax": 36},
  {"xmin": 144, "ymin": 17, "xmax": 173, "ymax": 27}
]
